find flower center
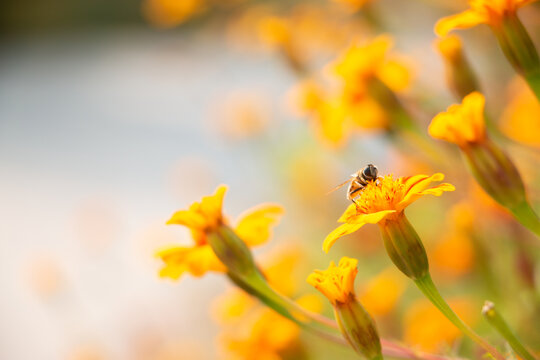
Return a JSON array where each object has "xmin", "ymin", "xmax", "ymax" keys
[{"xmin": 354, "ymin": 175, "xmax": 405, "ymax": 214}]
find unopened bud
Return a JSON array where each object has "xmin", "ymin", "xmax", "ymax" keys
[
  {"xmin": 462, "ymin": 139, "xmax": 527, "ymax": 211},
  {"xmin": 379, "ymin": 213, "xmax": 429, "ymax": 280},
  {"xmin": 335, "ymin": 297, "xmax": 383, "ymax": 360}
]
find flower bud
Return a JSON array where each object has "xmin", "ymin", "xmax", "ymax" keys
[
  {"xmin": 334, "ymin": 298, "xmax": 383, "ymax": 360},
  {"xmin": 462, "ymin": 139, "xmax": 526, "ymax": 211},
  {"xmin": 379, "ymin": 213, "xmax": 429, "ymax": 280}
]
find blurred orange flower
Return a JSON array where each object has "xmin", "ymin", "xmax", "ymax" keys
[
  {"xmin": 432, "ymin": 202, "xmax": 476, "ymax": 277},
  {"xmin": 359, "ymin": 268, "xmax": 406, "ymax": 316},
  {"xmin": 501, "ymin": 79, "xmax": 540, "ymax": 147},
  {"xmin": 332, "ymin": 35, "xmax": 411, "ymax": 94},
  {"xmin": 157, "ymin": 186, "xmax": 283, "ymax": 279},
  {"xmin": 404, "ymin": 298, "xmax": 476, "ymax": 352},
  {"xmin": 435, "ymin": 0, "xmax": 538, "ymax": 36}
]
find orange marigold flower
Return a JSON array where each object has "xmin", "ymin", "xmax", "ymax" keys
[
  {"xmin": 307, "ymin": 257, "xmax": 358, "ymax": 306},
  {"xmin": 157, "ymin": 186, "xmax": 284, "ymax": 280},
  {"xmin": 501, "ymin": 79, "xmax": 540, "ymax": 147},
  {"xmin": 435, "ymin": 0, "xmax": 538, "ymax": 37},
  {"xmin": 428, "ymin": 91, "xmax": 486, "ymax": 148},
  {"xmin": 360, "ymin": 268, "xmax": 406, "ymax": 316},
  {"xmin": 323, "ymin": 173, "xmax": 455, "ymax": 253},
  {"xmin": 332, "ymin": 35, "xmax": 411, "ymax": 94},
  {"xmin": 404, "ymin": 298, "xmax": 476, "ymax": 352}
]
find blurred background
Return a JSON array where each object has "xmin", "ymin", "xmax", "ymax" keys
[{"xmin": 1, "ymin": 0, "xmax": 539, "ymax": 359}]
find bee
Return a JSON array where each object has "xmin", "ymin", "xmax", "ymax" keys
[{"xmin": 328, "ymin": 164, "xmax": 379, "ymax": 203}]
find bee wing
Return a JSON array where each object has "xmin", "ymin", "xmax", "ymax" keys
[{"xmin": 326, "ymin": 178, "xmax": 353, "ymax": 195}]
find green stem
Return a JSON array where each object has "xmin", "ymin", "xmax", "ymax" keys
[
  {"xmin": 482, "ymin": 301, "xmax": 538, "ymax": 360},
  {"xmin": 524, "ymin": 71, "xmax": 540, "ymax": 102},
  {"xmin": 510, "ymin": 200, "xmax": 540, "ymax": 238},
  {"xmin": 414, "ymin": 274, "xmax": 505, "ymax": 360}
]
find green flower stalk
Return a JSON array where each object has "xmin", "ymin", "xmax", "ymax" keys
[
  {"xmin": 429, "ymin": 92, "xmax": 540, "ymax": 237},
  {"xmin": 493, "ymin": 12, "xmax": 540, "ymax": 100},
  {"xmin": 482, "ymin": 301, "xmax": 538, "ymax": 360}
]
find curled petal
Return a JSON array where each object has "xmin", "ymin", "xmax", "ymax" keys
[
  {"xmin": 199, "ymin": 185, "xmax": 227, "ymax": 223},
  {"xmin": 429, "ymin": 92, "xmax": 486, "ymax": 146},
  {"xmin": 235, "ymin": 204, "xmax": 284, "ymax": 246},
  {"xmin": 404, "ymin": 173, "xmax": 445, "ymax": 197},
  {"xmin": 323, "ymin": 223, "xmax": 365, "ymax": 253},
  {"xmin": 324, "ymin": 210, "xmax": 395, "ymax": 253},
  {"xmin": 435, "ymin": 10, "xmax": 487, "ymax": 37},
  {"xmin": 166, "ymin": 210, "xmax": 206, "ymax": 228},
  {"xmin": 398, "ymin": 181, "xmax": 455, "ymax": 210}
]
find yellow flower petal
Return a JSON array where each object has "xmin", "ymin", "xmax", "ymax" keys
[
  {"xmin": 166, "ymin": 210, "xmax": 206, "ymax": 227},
  {"xmin": 377, "ymin": 58, "xmax": 411, "ymax": 92},
  {"xmin": 156, "ymin": 245, "xmax": 225, "ymax": 279},
  {"xmin": 324, "ymin": 212, "xmax": 397, "ymax": 253},
  {"xmin": 348, "ymin": 210, "xmax": 398, "ymax": 225},
  {"xmin": 234, "ymin": 204, "xmax": 284, "ymax": 246},
  {"xmin": 435, "ymin": 10, "xmax": 487, "ymax": 37},
  {"xmin": 338, "ymin": 203, "xmax": 359, "ymax": 222},
  {"xmin": 199, "ymin": 185, "xmax": 227, "ymax": 224},
  {"xmin": 307, "ymin": 257, "xmax": 358, "ymax": 305},
  {"xmin": 323, "ymin": 223, "xmax": 365, "ymax": 253},
  {"xmin": 429, "ymin": 92, "xmax": 486, "ymax": 146}
]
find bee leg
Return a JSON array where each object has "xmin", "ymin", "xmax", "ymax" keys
[{"xmin": 351, "ymin": 198, "xmax": 360, "ymax": 209}]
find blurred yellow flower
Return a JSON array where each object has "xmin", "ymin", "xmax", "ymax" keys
[
  {"xmin": 291, "ymin": 80, "xmax": 388, "ymax": 147},
  {"xmin": 432, "ymin": 202, "xmax": 475, "ymax": 277},
  {"xmin": 501, "ymin": 79, "xmax": 540, "ymax": 147},
  {"xmin": 157, "ymin": 186, "xmax": 284, "ymax": 279},
  {"xmin": 359, "ymin": 268, "xmax": 406, "ymax": 316},
  {"xmin": 428, "ymin": 91, "xmax": 486, "ymax": 148},
  {"xmin": 221, "ymin": 309, "xmax": 300, "ymax": 360},
  {"xmin": 332, "ymin": 35, "xmax": 411, "ymax": 93},
  {"xmin": 143, "ymin": 0, "xmax": 206, "ymax": 28},
  {"xmin": 258, "ymin": 16, "xmax": 292, "ymax": 46},
  {"xmin": 323, "ymin": 173, "xmax": 455, "ymax": 252},
  {"xmin": 432, "ymin": 233, "xmax": 475, "ymax": 277},
  {"xmin": 307, "ymin": 257, "xmax": 358, "ymax": 305},
  {"xmin": 404, "ymin": 298, "xmax": 476, "ymax": 352},
  {"xmin": 435, "ymin": 35, "xmax": 462, "ymax": 62},
  {"xmin": 435, "ymin": 0, "xmax": 538, "ymax": 37}
]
